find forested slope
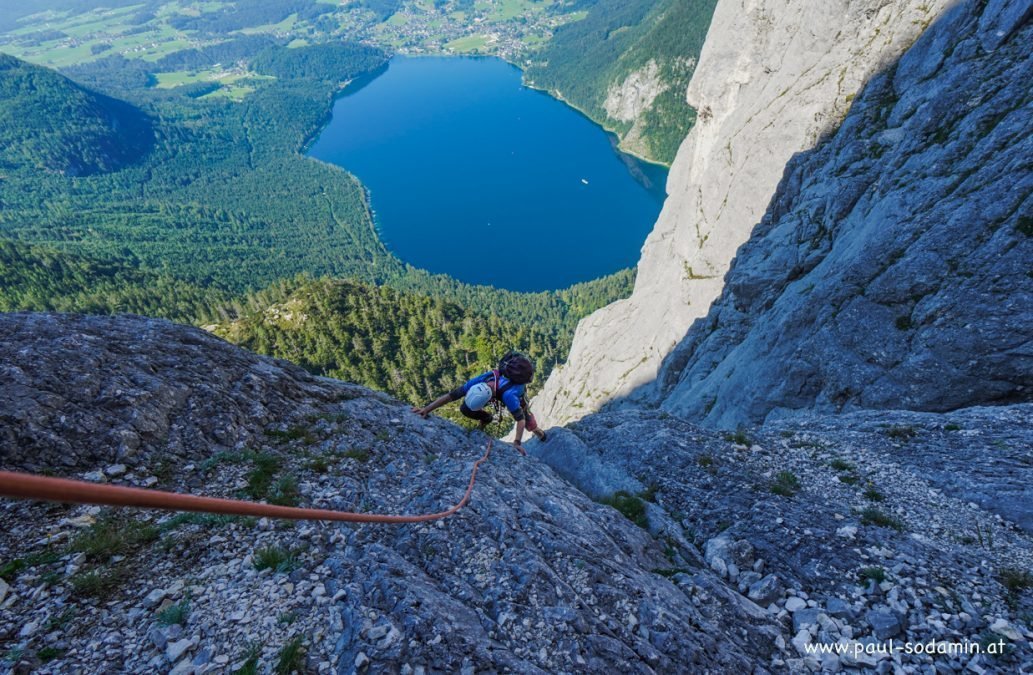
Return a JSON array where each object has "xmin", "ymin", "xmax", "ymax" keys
[
  {"xmin": 529, "ymin": 0, "xmax": 717, "ymax": 164},
  {"xmin": 0, "ymin": 53, "xmax": 153, "ymax": 175}
]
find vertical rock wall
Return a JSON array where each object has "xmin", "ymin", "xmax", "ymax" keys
[{"xmin": 533, "ymin": 0, "xmax": 952, "ymax": 427}]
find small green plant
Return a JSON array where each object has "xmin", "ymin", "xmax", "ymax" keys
[
  {"xmin": 36, "ymin": 647, "xmax": 66, "ymax": 663},
  {"xmin": 838, "ymin": 473, "xmax": 860, "ymax": 485},
  {"xmin": 651, "ymin": 567, "xmax": 693, "ymax": 578},
  {"xmin": 863, "ymin": 486, "xmax": 885, "ymax": 502},
  {"xmin": 243, "ymin": 453, "xmax": 282, "ymax": 500},
  {"xmin": 274, "ymin": 636, "xmax": 306, "ymax": 675},
  {"xmin": 343, "ymin": 448, "xmax": 370, "ymax": 463},
  {"xmin": 422, "ymin": 453, "xmax": 438, "ymax": 464},
  {"xmin": 723, "ymin": 428, "xmax": 752, "ymax": 446},
  {"xmin": 944, "ymin": 423, "xmax": 961, "ymax": 431},
  {"xmin": 157, "ymin": 600, "xmax": 190, "ymax": 626},
  {"xmin": 265, "ymin": 426, "xmax": 316, "ymax": 444},
  {"xmin": 829, "ymin": 458, "xmax": 854, "ymax": 472},
  {"xmin": 269, "ymin": 474, "xmax": 300, "ymax": 507},
  {"xmin": 278, "ymin": 611, "xmax": 298, "ymax": 626},
  {"xmin": 770, "ymin": 471, "xmax": 800, "ymax": 497},
  {"xmin": 234, "ymin": 643, "xmax": 262, "ymax": 675},
  {"xmin": 374, "ymin": 430, "xmax": 391, "ymax": 442},
  {"xmin": 253, "ymin": 545, "xmax": 298, "ymax": 573},
  {"xmin": 598, "ymin": 491, "xmax": 649, "ymax": 529},
  {"xmin": 306, "ymin": 457, "xmax": 330, "ymax": 474},
  {"xmin": 999, "ymin": 568, "xmax": 1033, "ymax": 600},
  {"xmin": 70, "ymin": 517, "xmax": 159, "ymax": 562},
  {"xmin": 44, "ymin": 607, "xmax": 77, "ymax": 632},
  {"xmin": 70, "ymin": 568, "xmax": 120, "ymax": 599},
  {"xmin": 640, "ymin": 484, "xmax": 659, "ymax": 503},
  {"xmin": 861, "ymin": 507, "xmax": 904, "ymax": 531},
  {"xmin": 697, "ymin": 453, "xmax": 717, "ymax": 474},
  {"xmin": 859, "ymin": 566, "xmax": 887, "ymax": 583},
  {"xmin": 883, "ymin": 425, "xmax": 917, "ymax": 442},
  {"xmin": 0, "ymin": 550, "xmax": 62, "ymax": 582}
]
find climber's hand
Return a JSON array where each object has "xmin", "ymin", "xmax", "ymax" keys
[
  {"xmin": 512, "ymin": 442, "xmax": 527, "ymax": 456},
  {"xmin": 411, "ymin": 406, "xmax": 429, "ymax": 418}
]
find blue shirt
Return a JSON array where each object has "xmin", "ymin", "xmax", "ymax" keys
[{"xmin": 461, "ymin": 371, "xmax": 525, "ymax": 416}]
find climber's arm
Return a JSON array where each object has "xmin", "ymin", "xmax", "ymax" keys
[{"xmin": 412, "ymin": 392, "xmax": 457, "ymax": 418}]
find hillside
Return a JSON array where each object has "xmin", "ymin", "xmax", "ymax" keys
[
  {"xmin": 526, "ymin": 0, "xmax": 718, "ymax": 165},
  {"xmin": 0, "ymin": 240, "xmax": 227, "ymax": 323},
  {"xmin": 212, "ymin": 278, "xmax": 567, "ymax": 426},
  {"xmin": 0, "ymin": 53, "xmax": 153, "ymax": 176}
]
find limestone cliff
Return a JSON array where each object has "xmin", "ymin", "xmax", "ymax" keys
[
  {"xmin": 533, "ymin": 0, "xmax": 952, "ymax": 428},
  {"xmin": 656, "ymin": 0, "xmax": 1033, "ymax": 427}
]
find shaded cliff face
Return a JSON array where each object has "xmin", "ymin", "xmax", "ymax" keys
[
  {"xmin": 532, "ymin": 0, "xmax": 953, "ymax": 428},
  {"xmin": 656, "ymin": 0, "xmax": 1033, "ymax": 427}
]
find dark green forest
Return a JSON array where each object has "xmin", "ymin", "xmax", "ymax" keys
[
  {"xmin": 528, "ymin": 0, "xmax": 717, "ymax": 164},
  {"xmin": 0, "ymin": 241, "xmax": 228, "ymax": 322},
  {"xmin": 214, "ymin": 277, "xmax": 564, "ymax": 425},
  {"xmin": 0, "ymin": 54, "xmax": 154, "ymax": 175}
]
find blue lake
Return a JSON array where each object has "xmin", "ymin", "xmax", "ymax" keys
[{"xmin": 307, "ymin": 56, "xmax": 668, "ymax": 292}]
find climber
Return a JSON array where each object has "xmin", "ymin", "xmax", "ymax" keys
[{"xmin": 411, "ymin": 351, "xmax": 547, "ymax": 455}]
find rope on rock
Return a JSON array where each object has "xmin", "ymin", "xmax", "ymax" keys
[{"xmin": 0, "ymin": 439, "xmax": 493, "ymax": 524}]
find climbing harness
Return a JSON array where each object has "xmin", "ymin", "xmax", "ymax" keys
[{"xmin": 0, "ymin": 439, "xmax": 493, "ymax": 524}]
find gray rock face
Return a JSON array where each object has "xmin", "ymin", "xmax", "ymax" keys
[
  {"xmin": 533, "ymin": 0, "xmax": 953, "ymax": 428},
  {"xmin": 0, "ymin": 314, "xmax": 779, "ymax": 672},
  {"xmin": 0, "ymin": 312, "xmax": 347, "ymax": 473},
  {"xmin": 651, "ymin": 0, "xmax": 1032, "ymax": 427}
]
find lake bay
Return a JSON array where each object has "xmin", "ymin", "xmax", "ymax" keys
[{"xmin": 307, "ymin": 56, "xmax": 668, "ymax": 292}]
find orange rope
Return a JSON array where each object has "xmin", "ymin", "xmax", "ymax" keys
[{"xmin": 0, "ymin": 439, "xmax": 493, "ymax": 524}]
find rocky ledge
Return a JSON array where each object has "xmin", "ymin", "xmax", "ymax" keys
[{"xmin": 535, "ymin": 404, "xmax": 1033, "ymax": 672}]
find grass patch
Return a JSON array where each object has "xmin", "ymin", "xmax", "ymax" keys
[
  {"xmin": 70, "ymin": 517, "xmax": 159, "ymax": 562},
  {"xmin": 235, "ymin": 643, "xmax": 262, "ymax": 675},
  {"xmin": 859, "ymin": 566, "xmax": 887, "ymax": 583},
  {"xmin": 723, "ymin": 428, "xmax": 753, "ymax": 446},
  {"xmin": 697, "ymin": 453, "xmax": 717, "ymax": 474},
  {"xmin": 651, "ymin": 567, "xmax": 693, "ymax": 578},
  {"xmin": 269, "ymin": 474, "xmax": 300, "ymax": 507},
  {"xmin": 598, "ymin": 491, "xmax": 648, "ymax": 529},
  {"xmin": 243, "ymin": 453, "xmax": 282, "ymax": 501},
  {"xmin": 0, "ymin": 550, "xmax": 62, "ymax": 581},
  {"xmin": 838, "ymin": 473, "xmax": 860, "ymax": 485},
  {"xmin": 770, "ymin": 471, "xmax": 800, "ymax": 497},
  {"xmin": 829, "ymin": 458, "xmax": 854, "ymax": 471},
  {"xmin": 157, "ymin": 600, "xmax": 190, "ymax": 626},
  {"xmin": 999, "ymin": 568, "xmax": 1033, "ymax": 599},
  {"xmin": 343, "ymin": 448, "xmax": 370, "ymax": 463},
  {"xmin": 37, "ymin": 646, "xmax": 66, "ymax": 663},
  {"xmin": 70, "ymin": 567, "xmax": 120, "ymax": 599},
  {"xmin": 883, "ymin": 425, "xmax": 917, "ymax": 442},
  {"xmin": 863, "ymin": 486, "xmax": 885, "ymax": 502},
  {"xmin": 265, "ymin": 426, "xmax": 316, "ymax": 444},
  {"xmin": 274, "ymin": 635, "xmax": 306, "ymax": 675},
  {"xmin": 861, "ymin": 507, "xmax": 904, "ymax": 531},
  {"xmin": 307, "ymin": 457, "xmax": 331, "ymax": 474},
  {"xmin": 253, "ymin": 545, "xmax": 299, "ymax": 574}
]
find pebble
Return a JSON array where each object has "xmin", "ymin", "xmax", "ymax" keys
[
  {"xmin": 785, "ymin": 597, "xmax": 807, "ymax": 612},
  {"xmin": 166, "ymin": 638, "xmax": 194, "ymax": 663}
]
